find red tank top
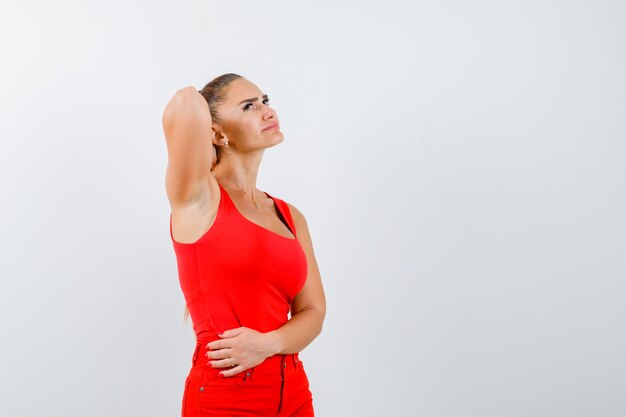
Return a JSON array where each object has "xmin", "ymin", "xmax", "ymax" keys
[{"xmin": 169, "ymin": 182, "xmax": 308, "ymax": 345}]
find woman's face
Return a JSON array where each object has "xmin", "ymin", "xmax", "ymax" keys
[{"xmin": 212, "ymin": 78, "xmax": 283, "ymax": 152}]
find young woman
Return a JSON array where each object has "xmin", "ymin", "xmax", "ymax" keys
[{"xmin": 162, "ymin": 73, "xmax": 326, "ymax": 416}]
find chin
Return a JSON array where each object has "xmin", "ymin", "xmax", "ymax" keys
[{"xmin": 268, "ymin": 134, "xmax": 285, "ymax": 147}]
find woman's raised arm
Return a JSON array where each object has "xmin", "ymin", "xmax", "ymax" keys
[{"xmin": 162, "ymin": 86, "xmax": 215, "ymax": 208}]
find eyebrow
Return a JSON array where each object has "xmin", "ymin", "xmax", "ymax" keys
[{"xmin": 238, "ymin": 94, "xmax": 269, "ymax": 105}]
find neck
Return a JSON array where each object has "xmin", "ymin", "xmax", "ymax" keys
[{"xmin": 211, "ymin": 152, "xmax": 263, "ymax": 195}]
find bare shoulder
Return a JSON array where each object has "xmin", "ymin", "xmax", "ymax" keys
[
  {"xmin": 284, "ymin": 202, "xmax": 310, "ymax": 236},
  {"xmin": 285, "ymin": 201, "xmax": 305, "ymax": 222},
  {"xmin": 284, "ymin": 201, "xmax": 315, "ymax": 258}
]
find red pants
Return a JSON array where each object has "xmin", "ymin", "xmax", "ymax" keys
[{"xmin": 182, "ymin": 341, "xmax": 315, "ymax": 416}]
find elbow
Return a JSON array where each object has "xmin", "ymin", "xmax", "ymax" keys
[
  {"xmin": 310, "ymin": 306, "xmax": 325, "ymax": 335},
  {"xmin": 162, "ymin": 87, "xmax": 203, "ymax": 123},
  {"xmin": 319, "ymin": 310, "xmax": 326, "ymax": 334}
]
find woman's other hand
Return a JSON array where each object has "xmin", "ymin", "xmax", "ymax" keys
[{"xmin": 205, "ymin": 327, "xmax": 278, "ymax": 377}]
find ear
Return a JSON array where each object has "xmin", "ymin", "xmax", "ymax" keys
[{"xmin": 211, "ymin": 125, "xmax": 228, "ymax": 145}]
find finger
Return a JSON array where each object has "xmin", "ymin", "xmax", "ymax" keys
[
  {"xmin": 218, "ymin": 327, "xmax": 245, "ymax": 338},
  {"xmin": 210, "ymin": 357, "xmax": 238, "ymax": 369},
  {"xmin": 206, "ymin": 340, "xmax": 220, "ymax": 350},
  {"xmin": 206, "ymin": 348, "xmax": 233, "ymax": 361},
  {"xmin": 219, "ymin": 365, "xmax": 244, "ymax": 378},
  {"xmin": 207, "ymin": 339, "xmax": 233, "ymax": 350}
]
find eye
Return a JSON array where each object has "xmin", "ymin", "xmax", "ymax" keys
[{"xmin": 243, "ymin": 98, "xmax": 270, "ymax": 111}]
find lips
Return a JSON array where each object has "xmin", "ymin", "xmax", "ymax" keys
[{"xmin": 262, "ymin": 123, "xmax": 279, "ymax": 131}]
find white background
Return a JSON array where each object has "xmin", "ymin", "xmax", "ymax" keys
[{"xmin": 1, "ymin": 1, "xmax": 625, "ymax": 416}]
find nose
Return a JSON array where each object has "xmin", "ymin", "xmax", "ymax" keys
[{"xmin": 262, "ymin": 105, "xmax": 275, "ymax": 120}]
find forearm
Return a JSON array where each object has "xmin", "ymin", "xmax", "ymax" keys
[{"xmin": 266, "ymin": 308, "xmax": 324, "ymax": 355}]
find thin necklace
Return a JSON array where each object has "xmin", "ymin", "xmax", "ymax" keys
[{"xmin": 218, "ymin": 179, "xmax": 261, "ymax": 209}]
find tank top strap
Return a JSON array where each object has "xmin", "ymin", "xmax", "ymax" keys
[
  {"xmin": 267, "ymin": 194, "xmax": 297, "ymax": 238},
  {"xmin": 216, "ymin": 182, "xmax": 231, "ymax": 206}
]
